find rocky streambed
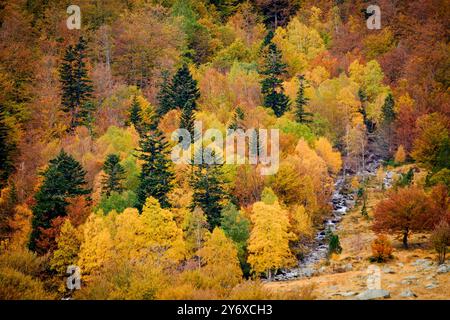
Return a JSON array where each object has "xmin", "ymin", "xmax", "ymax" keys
[{"xmin": 273, "ymin": 159, "xmax": 388, "ymax": 281}]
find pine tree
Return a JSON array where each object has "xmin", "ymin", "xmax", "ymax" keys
[
  {"xmin": 179, "ymin": 100, "xmax": 196, "ymax": 138},
  {"xmin": 30, "ymin": 150, "xmax": 90, "ymax": 253},
  {"xmin": 59, "ymin": 37, "xmax": 94, "ymax": 130},
  {"xmin": 129, "ymin": 95, "xmax": 142, "ymax": 131},
  {"xmin": 228, "ymin": 107, "xmax": 245, "ymax": 130},
  {"xmin": 0, "ymin": 104, "xmax": 13, "ymax": 188},
  {"xmin": 260, "ymin": 43, "xmax": 290, "ymax": 117},
  {"xmin": 156, "ymin": 70, "xmax": 173, "ymax": 117},
  {"xmin": 101, "ymin": 154, "xmax": 126, "ymax": 197},
  {"xmin": 382, "ymin": 93, "xmax": 396, "ymax": 124},
  {"xmin": 136, "ymin": 125, "xmax": 174, "ymax": 209},
  {"xmin": 261, "ymin": 30, "xmax": 274, "ymax": 50},
  {"xmin": 294, "ymin": 75, "xmax": 313, "ymax": 123},
  {"xmin": 190, "ymin": 149, "xmax": 227, "ymax": 230},
  {"xmin": 170, "ymin": 64, "xmax": 200, "ymax": 112}
]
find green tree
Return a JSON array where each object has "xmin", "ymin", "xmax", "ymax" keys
[
  {"xmin": 129, "ymin": 95, "xmax": 142, "ymax": 131},
  {"xmin": 29, "ymin": 150, "xmax": 90, "ymax": 253},
  {"xmin": 381, "ymin": 93, "xmax": 396, "ymax": 124},
  {"xmin": 294, "ymin": 75, "xmax": 313, "ymax": 123},
  {"xmin": 260, "ymin": 43, "xmax": 290, "ymax": 117},
  {"xmin": 156, "ymin": 70, "xmax": 174, "ymax": 117},
  {"xmin": 101, "ymin": 154, "xmax": 126, "ymax": 197},
  {"xmin": 0, "ymin": 104, "xmax": 14, "ymax": 187},
  {"xmin": 136, "ymin": 126, "xmax": 174, "ymax": 209},
  {"xmin": 190, "ymin": 149, "xmax": 227, "ymax": 230},
  {"xmin": 228, "ymin": 107, "xmax": 245, "ymax": 130},
  {"xmin": 179, "ymin": 100, "xmax": 196, "ymax": 138},
  {"xmin": 171, "ymin": 64, "xmax": 200, "ymax": 113},
  {"xmin": 59, "ymin": 37, "xmax": 94, "ymax": 130}
]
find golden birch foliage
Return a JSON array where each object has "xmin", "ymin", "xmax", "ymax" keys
[
  {"xmin": 394, "ymin": 145, "xmax": 407, "ymax": 163},
  {"xmin": 113, "ymin": 208, "xmax": 148, "ymax": 260},
  {"xmin": 289, "ymin": 205, "xmax": 313, "ymax": 239},
  {"xmin": 8, "ymin": 205, "xmax": 32, "ymax": 247},
  {"xmin": 141, "ymin": 197, "xmax": 186, "ymax": 262},
  {"xmin": 314, "ymin": 137, "xmax": 342, "ymax": 175},
  {"xmin": 350, "ymin": 176, "xmax": 360, "ymax": 190},
  {"xmin": 197, "ymin": 228, "xmax": 242, "ymax": 290},
  {"xmin": 78, "ymin": 213, "xmax": 114, "ymax": 277},
  {"xmin": 248, "ymin": 201, "xmax": 296, "ymax": 276},
  {"xmin": 50, "ymin": 220, "xmax": 81, "ymax": 274},
  {"xmin": 182, "ymin": 206, "xmax": 209, "ymax": 258}
]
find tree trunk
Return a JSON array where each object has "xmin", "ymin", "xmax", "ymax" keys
[{"xmin": 402, "ymin": 229, "xmax": 409, "ymax": 248}]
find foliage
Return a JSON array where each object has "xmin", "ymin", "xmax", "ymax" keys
[
  {"xmin": 370, "ymin": 235, "xmax": 394, "ymax": 263},
  {"xmin": 430, "ymin": 221, "xmax": 450, "ymax": 265}
]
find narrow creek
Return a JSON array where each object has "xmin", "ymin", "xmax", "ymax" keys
[{"xmin": 273, "ymin": 159, "xmax": 386, "ymax": 281}]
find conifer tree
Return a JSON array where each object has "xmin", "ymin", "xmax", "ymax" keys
[
  {"xmin": 294, "ymin": 75, "xmax": 313, "ymax": 123},
  {"xmin": 260, "ymin": 43, "xmax": 290, "ymax": 117},
  {"xmin": 179, "ymin": 100, "xmax": 196, "ymax": 138},
  {"xmin": 101, "ymin": 154, "xmax": 126, "ymax": 197},
  {"xmin": 228, "ymin": 107, "xmax": 245, "ymax": 130},
  {"xmin": 0, "ymin": 104, "xmax": 13, "ymax": 187},
  {"xmin": 136, "ymin": 123, "xmax": 174, "ymax": 210},
  {"xmin": 30, "ymin": 150, "xmax": 90, "ymax": 253},
  {"xmin": 190, "ymin": 149, "xmax": 227, "ymax": 230},
  {"xmin": 129, "ymin": 95, "xmax": 142, "ymax": 131},
  {"xmin": 170, "ymin": 64, "xmax": 200, "ymax": 111},
  {"xmin": 382, "ymin": 93, "xmax": 396, "ymax": 124},
  {"xmin": 59, "ymin": 37, "xmax": 94, "ymax": 130},
  {"xmin": 156, "ymin": 70, "xmax": 173, "ymax": 117}
]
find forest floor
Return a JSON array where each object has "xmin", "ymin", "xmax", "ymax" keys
[{"xmin": 265, "ymin": 166, "xmax": 450, "ymax": 300}]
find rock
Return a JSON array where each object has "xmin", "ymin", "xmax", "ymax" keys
[
  {"xmin": 425, "ymin": 283, "xmax": 438, "ymax": 289},
  {"xmin": 400, "ymin": 289, "xmax": 417, "ymax": 298},
  {"xmin": 345, "ymin": 263, "xmax": 353, "ymax": 271},
  {"xmin": 437, "ymin": 264, "xmax": 449, "ymax": 273},
  {"xmin": 401, "ymin": 276, "xmax": 418, "ymax": 285},
  {"xmin": 382, "ymin": 266, "xmax": 395, "ymax": 274},
  {"xmin": 397, "ymin": 262, "xmax": 404, "ymax": 268},
  {"xmin": 339, "ymin": 291, "xmax": 357, "ymax": 297},
  {"xmin": 356, "ymin": 289, "xmax": 390, "ymax": 300},
  {"xmin": 318, "ymin": 266, "xmax": 327, "ymax": 273}
]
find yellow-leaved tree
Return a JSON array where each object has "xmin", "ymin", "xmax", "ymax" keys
[
  {"xmin": 197, "ymin": 228, "xmax": 242, "ymax": 293},
  {"xmin": 248, "ymin": 201, "xmax": 296, "ymax": 279},
  {"xmin": 50, "ymin": 219, "xmax": 81, "ymax": 275},
  {"xmin": 314, "ymin": 137, "xmax": 342, "ymax": 175},
  {"xmin": 394, "ymin": 145, "xmax": 406, "ymax": 163}
]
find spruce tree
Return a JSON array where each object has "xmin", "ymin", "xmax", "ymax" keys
[
  {"xmin": 228, "ymin": 107, "xmax": 245, "ymax": 130},
  {"xmin": 30, "ymin": 150, "xmax": 90, "ymax": 253},
  {"xmin": 382, "ymin": 93, "xmax": 396, "ymax": 124},
  {"xmin": 294, "ymin": 75, "xmax": 313, "ymax": 123},
  {"xmin": 156, "ymin": 70, "xmax": 173, "ymax": 117},
  {"xmin": 0, "ymin": 104, "xmax": 13, "ymax": 188},
  {"xmin": 170, "ymin": 64, "xmax": 200, "ymax": 112},
  {"xmin": 129, "ymin": 95, "xmax": 142, "ymax": 132},
  {"xmin": 260, "ymin": 43, "xmax": 290, "ymax": 117},
  {"xmin": 136, "ymin": 123, "xmax": 174, "ymax": 209},
  {"xmin": 190, "ymin": 149, "xmax": 227, "ymax": 230},
  {"xmin": 59, "ymin": 37, "xmax": 94, "ymax": 130},
  {"xmin": 101, "ymin": 154, "xmax": 126, "ymax": 197},
  {"xmin": 179, "ymin": 100, "xmax": 196, "ymax": 138}
]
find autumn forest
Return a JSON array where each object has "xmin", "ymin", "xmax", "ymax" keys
[{"xmin": 0, "ymin": 0, "xmax": 449, "ymax": 300}]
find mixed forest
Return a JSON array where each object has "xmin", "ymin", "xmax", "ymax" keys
[{"xmin": 0, "ymin": 0, "xmax": 448, "ymax": 299}]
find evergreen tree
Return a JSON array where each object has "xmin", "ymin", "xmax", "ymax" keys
[
  {"xmin": 136, "ymin": 125, "xmax": 174, "ymax": 209},
  {"xmin": 294, "ymin": 75, "xmax": 313, "ymax": 123},
  {"xmin": 156, "ymin": 70, "xmax": 174, "ymax": 117},
  {"xmin": 260, "ymin": 29, "xmax": 274, "ymax": 50},
  {"xmin": 59, "ymin": 37, "xmax": 94, "ymax": 130},
  {"xmin": 101, "ymin": 154, "xmax": 126, "ymax": 197},
  {"xmin": 228, "ymin": 106, "xmax": 245, "ymax": 130},
  {"xmin": 190, "ymin": 149, "xmax": 227, "ymax": 230},
  {"xmin": 382, "ymin": 93, "xmax": 396, "ymax": 124},
  {"xmin": 30, "ymin": 150, "xmax": 90, "ymax": 253},
  {"xmin": 179, "ymin": 100, "xmax": 196, "ymax": 138},
  {"xmin": 129, "ymin": 95, "xmax": 142, "ymax": 131},
  {"xmin": 0, "ymin": 104, "xmax": 14, "ymax": 188},
  {"xmin": 259, "ymin": 43, "xmax": 290, "ymax": 117},
  {"xmin": 170, "ymin": 64, "xmax": 200, "ymax": 112}
]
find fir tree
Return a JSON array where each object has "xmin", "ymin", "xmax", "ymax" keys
[
  {"xmin": 228, "ymin": 106, "xmax": 245, "ymax": 130},
  {"xmin": 170, "ymin": 64, "xmax": 200, "ymax": 112},
  {"xmin": 156, "ymin": 70, "xmax": 173, "ymax": 117},
  {"xmin": 0, "ymin": 104, "xmax": 14, "ymax": 188},
  {"xmin": 29, "ymin": 150, "xmax": 90, "ymax": 253},
  {"xmin": 179, "ymin": 101, "xmax": 196, "ymax": 139},
  {"xmin": 101, "ymin": 154, "xmax": 126, "ymax": 197},
  {"xmin": 260, "ymin": 29, "xmax": 274, "ymax": 50},
  {"xmin": 382, "ymin": 93, "xmax": 396, "ymax": 124},
  {"xmin": 259, "ymin": 43, "xmax": 290, "ymax": 117},
  {"xmin": 129, "ymin": 95, "xmax": 142, "ymax": 132},
  {"xmin": 294, "ymin": 75, "xmax": 313, "ymax": 123},
  {"xmin": 136, "ymin": 124, "xmax": 174, "ymax": 210},
  {"xmin": 59, "ymin": 37, "xmax": 94, "ymax": 131},
  {"xmin": 190, "ymin": 149, "xmax": 227, "ymax": 230}
]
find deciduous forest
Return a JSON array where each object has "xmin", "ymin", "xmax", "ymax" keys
[{"xmin": 0, "ymin": 0, "xmax": 448, "ymax": 300}]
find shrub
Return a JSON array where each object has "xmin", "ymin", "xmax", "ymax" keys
[
  {"xmin": 430, "ymin": 221, "xmax": 450, "ymax": 264},
  {"xmin": 370, "ymin": 235, "xmax": 393, "ymax": 262}
]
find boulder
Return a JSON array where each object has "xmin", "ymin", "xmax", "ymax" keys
[
  {"xmin": 437, "ymin": 264, "xmax": 449, "ymax": 273},
  {"xmin": 400, "ymin": 289, "xmax": 417, "ymax": 298},
  {"xmin": 356, "ymin": 289, "xmax": 390, "ymax": 300}
]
